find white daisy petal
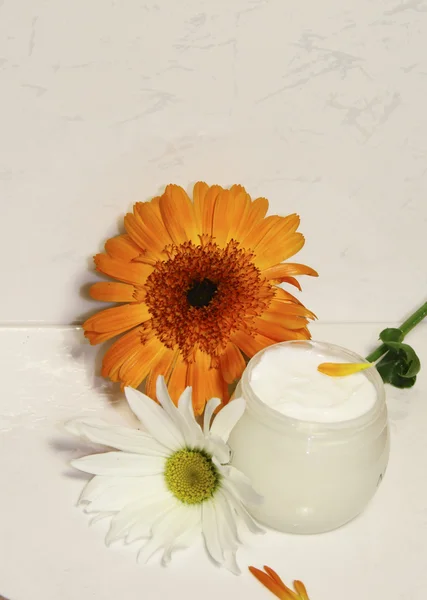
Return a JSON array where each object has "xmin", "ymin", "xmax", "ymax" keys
[
  {"xmin": 84, "ymin": 482, "xmax": 149, "ymax": 513},
  {"xmin": 161, "ymin": 506, "xmax": 201, "ymax": 565},
  {"xmin": 65, "ymin": 419, "xmax": 168, "ymax": 456},
  {"xmin": 221, "ymin": 485, "xmax": 264, "ymax": 534},
  {"xmin": 107, "ymin": 492, "xmax": 174, "ymax": 545},
  {"xmin": 156, "ymin": 378, "xmax": 204, "ymax": 448},
  {"xmin": 177, "ymin": 386, "xmax": 206, "ymax": 446},
  {"xmin": 204, "ymin": 436, "xmax": 231, "ymax": 465},
  {"xmin": 215, "ymin": 491, "xmax": 239, "ymax": 548},
  {"xmin": 224, "ymin": 550, "xmax": 241, "ymax": 576},
  {"xmin": 209, "ymin": 397, "xmax": 246, "ymax": 442},
  {"xmin": 138, "ymin": 502, "xmax": 201, "ymax": 563},
  {"xmin": 203, "ymin": 397, "xmax": 221, "ymax": 433},
  {"xmin": 219, "ymin": 465, "xmax": 263, "ymax": 506},
  {"xmin": 202, "ymin": 499, "xmax": 224, "ymax": 564},
  {"xmin": 177, "ymin": 386, "xmax": 194, "ymax": 419},
  {"xmin": 80, "ymin": 475, "xmax": 166, "ymax": 510},
  {"xmin": 71, "ymin": 452, "xmax": 165, "ymax": 477},
  {"xmin": 124, "ymin": 387, "xmax": 184, "ymax": 450}
]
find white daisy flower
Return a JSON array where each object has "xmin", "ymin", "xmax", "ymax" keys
[{"xmin": 66, "ymin": 376, "xmax": 263, "ymax": 574}]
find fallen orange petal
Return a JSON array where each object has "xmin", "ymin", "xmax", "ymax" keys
[
  {"xmin": 317, "ymin": 362, "xmax": 373, "ymax": 377},
  {"xmin": 249, "ymin": 566, "xmax": 311, "ymax": 600}
]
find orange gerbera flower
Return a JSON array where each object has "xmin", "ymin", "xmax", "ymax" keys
[
  {"xmin": 249, "ymin": 565, "xmax": 311, "ymax": 599},
  {"xmin": 83, "ymin": 183, "xmax": 317, "ymax": 414}
]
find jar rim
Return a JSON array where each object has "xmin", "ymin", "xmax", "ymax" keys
[{"xmin": 240, "ymin": 340, "xmax": 386, "ymax": 435}]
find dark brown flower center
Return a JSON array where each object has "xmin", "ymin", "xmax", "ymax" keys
[
  {"xmin": 144, "ymin": 237, "xmax": 274, "ymax": 363},
  {"xmin": 186, "ymin": 278, "xmax": 218, "ymax": 308}
]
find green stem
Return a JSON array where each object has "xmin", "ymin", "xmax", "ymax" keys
[
  {"xmin": 399, "ymin": 302, "xmax": 427, "ymax": 336},
  {"xmin": 366, "ymin": 301, "xmax": 427, "ymax": 363}
]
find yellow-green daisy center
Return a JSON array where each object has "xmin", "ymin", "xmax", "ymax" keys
[{"xmin": 164, "ymin": 448, "xmax": 220, "ymax": 504}]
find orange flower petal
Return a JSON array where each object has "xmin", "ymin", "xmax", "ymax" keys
[
  {"xmin": 219, "ymin": 342, "xmax": 247, "ymax": 384},
  {"xmin": 84, "ymin": 303, "xmax": 150, "ymax": 334},
  {"xmin": 273, "ymin": 287, "xmax": 304, "ymax": 306},
  {"xmin": 254, "ymin": 213, "xmax": 300, "ymax": 252},
  {"xmin": 118, "ymin": 335, "xmax": 167, "ymax": 389},
  {"xmin": 267, "ymin": 300, "xmax": 317, "ymax": 321},
  {"xmin": 124, "ymin": 212, "xmax": 165, "ymax": 256},
  {"xmin": 104, "ymin": 235, "xmax": 142, "ymax": 261},
  {"xmin": 85, "ymin": 329, "xmax": 132, "ymax": 345},
  {"xmin": 134, "ymin": 200, "xmax": 172, "ymax": 250},
  {"xmin": 145, "ymin": 347, "xmax": 177, "ymax": 400},
  {"xmin": 257, "ymin": 313, "xmax": 309, "ymax": 331},
  {"xmin": 200, "ymin": 184, "xmax": 224, "ymax": 235},
  {"xmin": 187, "ymin": 351, "xmax": 210, "ymax": 415},
  {"xmin": 205, "ymin": 364, "xmax": 229, "ymax": 408},
  {"xmin": 89, "ymin": 282, "xmax": 137, "ymax": 303},
  {"xmin": 293, "ymin": 581, "xmax": 310, "ymax": 600},
  {"xmin": 192, "ymin": 181, "xmax": 209, "ymax": 231},
  {"xmin": 234, "ymin": 196, "xmax": 269, "ymax": 239},
  {"xmin": 212, "ymin": 189, "xmax": 233, "ymax": 247},
  {"xmin": 160, "ymin": 185, "xmax": 198, "ymax": 245},
  {"xmin": 227, "ymin": 188, "xmax": 250, "ymax": 242},
  {"xmin": 232, "ymin": 330, "xmax": 277, "ymax": 357},
  {"xmin": 249, "ymin": 567, "xmax": 294, "ymax": 599},
  {"xmin": 241, "ymin": 215, "xmax": 281, "ymax": 250},
  {"xmin": 255, "ymin": 232, "xmax": 306, "ymax": 271},
  {"xmin": 101, "ymin": 327, "xmax": 143, "ymax": 379},
  {"xmin": 318, "ymin": 362, "xmax": 373, "ymax": 377},
  {"xmin": 253, "ymin": 317, "xmax": 311, "ymax": 340},
  {"xmin": 94, "ymin": 254, "xmax": 153, "ymax": 285},
  {"xmin": 167, "ymin": 352, "xmax": 189, "ymax": 406},
  {"xmin": 249, "ymin": 566, "xmax": 310, "ymax": 600},
  {"xmin": 263, "ymin": 263, "xmax": 319, "ymax": 280}
]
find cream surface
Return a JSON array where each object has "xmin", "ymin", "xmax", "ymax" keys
[{"xmin": 249, "ymin": 344, "xmax": 377, "ymax": 422}]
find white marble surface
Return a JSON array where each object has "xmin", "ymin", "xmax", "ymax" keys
[
  {"xmin": 1, "ymin": 323, "xmax": 426, "ymax": 600},
  {"xmin": 0, "ymin": 0, "xmax": 427, "ymax": 324}
]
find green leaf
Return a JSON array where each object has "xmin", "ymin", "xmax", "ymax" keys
[
  {"xmin": 389, "ymin": 373, "xmax": 417, "ymax": 388},
  {"xmin": 382, "ymin": 342, "xmax": 421, "ymax": 378},
  {"xmin": 379, "ymin": 328, "xmax": 404, "ymax": 343}
]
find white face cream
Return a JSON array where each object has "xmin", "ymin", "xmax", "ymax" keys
[
  {"xmin": 228, "ymin": 341, "xmax": 390, "ymax": 534},
  {"xmin": 249, "ymin": 344, "xmax": 377, "ymax": 423}
]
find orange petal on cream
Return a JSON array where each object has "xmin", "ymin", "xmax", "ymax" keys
[
  {"xmin": 255, "ymin": 232, "xmax": 306, "ymax": 270},
  {"xmin": 89, "ymin": 282, "xmax": 138, "ymax": 303},
  {"xmin": 318, "ymin": 362, "xmax": 373, "ymax": 377},
  {"xmin": 219, "ymin": 342, "xmax": 247, "ymax": 384},
  {"xmin": 104, "ymin": 235, "xmax": 142, "ymax": 261},
  {"xmin": 227, "ymin": 188, "xmax": 250, "ymax": 242},
  {"xmin": 212, "ymin": 189, "xmax": 233, "ymax": 247},
  {"xmin": 118, "ymin": 335, "xmax": 167, "ymax": 389},
  {"xmin": 293, "ymin": 581, "xmax": 310, "ymax": 600},
  {"xmin": 84, "ymin": 303, "xmax": 150, "ymax": 336},
  {"xmin": 124, "ymin": 212, "xmax": 165, "ymax": 256},
  {"xmin": 101, "ymin": 326, "xmax": 144, "ymax": 380},
  {"xmin": 253, "ymin": 214, "xmax": 300, "ymax": 253},
  {"xmin": 160, "ymin": 185, "xmax": 198, "ymax": 245},
  {"xmin": 200, "ymin": 184, "xmax": 224, "ymax": 235},
  {"xmin": 263, "ymin": 263, "xmax": 319, "ymax": 280},
  {"xmin": 192, "ymin": 181, "xmax": 209, "ymax": 232},
  {"xmin": 241, "ymin": 215, "xmax": 281, "ymax": 250},
  {"xmin": 234, "ymin": 196, "xmax": 269, "ymax": 239},
  {"xmin": 249, "ymin": 566, "xmax": 311, "ymax": 600},
  {"xmin": 134, "ymin": 200, "xmax": 172, "ymax": 249},
  {"xmin": 267, "ymin": 300, "xmax": 317, "ymax": 321},
  {"xmin": 253, "ymin": 317, "xmax": 311, "ymax": 340},
  {"xmin": 94, "ymin": 254, "xmax": 153, "ymax": 285}
]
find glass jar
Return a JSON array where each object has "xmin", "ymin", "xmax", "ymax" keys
[{"xmin": 228, "ymin": 341, "xmax": 390, "ymax": 534}]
